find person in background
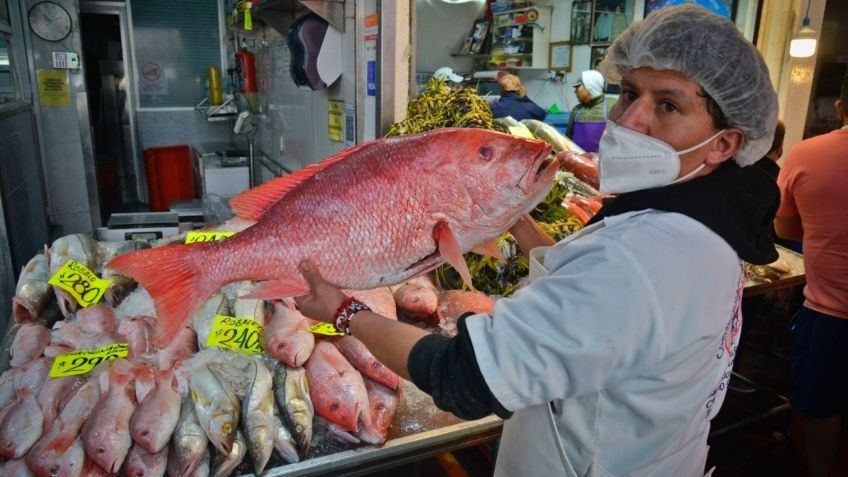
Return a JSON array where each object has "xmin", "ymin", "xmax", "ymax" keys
[
  {"xmin": 566, "ymin": 69, "xmax": 611, "ymax": 152},
  {"xmin": 489, "ymin": 73, "xmax": 547, "ymax": 121},
  {"xmin": 294, "ymin": 6, "xmax": 780, "ymax": 475},
  {"xmin": 775, "ymin": 74, "xmax": 848, "ymax": 477}
]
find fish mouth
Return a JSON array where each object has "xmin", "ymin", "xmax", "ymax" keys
[{"xmin": 520, "ymin": 144, "xmax": 556, "ymax": 192}]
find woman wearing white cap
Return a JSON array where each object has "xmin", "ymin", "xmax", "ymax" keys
[{"xmin": 567, "ymin": 69, "xmax": 612, "ymax": 152}]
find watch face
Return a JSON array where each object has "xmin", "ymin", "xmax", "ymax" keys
[{"xmin": 29, "ymin": 2, "xmax": 72, "ymax": 42}]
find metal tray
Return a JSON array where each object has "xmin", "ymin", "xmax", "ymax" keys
[{"xmin": 743, "ymin": 245, "xmax": 806, "ymax": 297}]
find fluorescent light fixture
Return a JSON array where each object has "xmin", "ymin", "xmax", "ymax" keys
[{"xmin": 789, "ymin": 2, "xmax": 817, "ymax": 58}]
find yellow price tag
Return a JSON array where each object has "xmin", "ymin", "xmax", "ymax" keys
[
  {"xmin": 185, "ymin": 231, "xmax": 235, "ymax": 244},
  {"xmin": 208, "ymin": 315, "xmax": 264, "ymax": 354},
  {"xmin": 50, "ymin": 343, "xmax": 129, "ymax": 378},
  {"xmin": 307, "ymin": 322, "xmax": 345, "ymax": 336},
  {"xmin": 244, "ymin": 4, "xmax": 253, "ymax": 30},
  {"xmin": 47, "ymin": 259, "xmax": 111, "ymax": 308},
  {"xmin": 508, "ymin": 126, "xmax": 535, "ymax": 139}
]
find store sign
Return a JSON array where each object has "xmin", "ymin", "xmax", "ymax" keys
[
  {"xmin": 306, "ymin": 322, "xmax": 345, "ymax": 336},
  {"xmin": 185, "ymin": 231, "xmax": 235, "ymax": 244},
  {"xmin": 207, "ymin": 315, "xmax": 265, "ymax": 354},
  {"xmin": 365, "ymin": 14, "xmax": 378, "ymax": 97},
  {"xmin": 48, "ymin": 259, "xmax": 111, "ymax": 308},
  {"xmin": 49, "ymin": 343, "xmax": 129, "ymax": 378}
]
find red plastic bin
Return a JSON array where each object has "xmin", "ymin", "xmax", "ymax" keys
[{"xmin": 144, "ymin": 145, "xmax": 196, "ymax": 212}]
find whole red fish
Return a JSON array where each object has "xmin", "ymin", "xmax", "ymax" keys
[{"xmin": 108, "ymin": 128, "xmax": 556, "ymax": 345}]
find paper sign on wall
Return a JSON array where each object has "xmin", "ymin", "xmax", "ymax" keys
[
  {"xmin": 328, "ymin": 100, "xmax": 345, "ymax": 142},
  {"xmin": 37, "ymin": 70, "xmax": 70, "ymax": 107}
]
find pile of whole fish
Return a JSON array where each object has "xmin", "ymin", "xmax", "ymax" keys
[
  {"xmin": 2, "ymin": 128, "xmax": 554, "ymax": 475},
  {"xmin": 2, "ymin": 232, "xmax": 498, "ymax": 476}
]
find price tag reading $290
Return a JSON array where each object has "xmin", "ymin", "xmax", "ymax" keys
[
  {"xmin": 307, "ymin": 322, "xmax": 345, "ymax": 337},
  {"xmin": 50, "ymin": 343, "xmax": 129, "ymax": 378},
  {"xmin": 208, "ymin": 315, "xmax": 265, "ymax": 354},
  {"xmin": 47, "ymin": 259, "xmax": 111, "ymax": 308},
  {"xmin": 185, "ymin": 231, "xmax": 235, "ymax": 244}
]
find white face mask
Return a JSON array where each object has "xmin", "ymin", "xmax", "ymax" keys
[{"xmin": 598, "ymin": 120, "xmax": 725, "ymax": 194}]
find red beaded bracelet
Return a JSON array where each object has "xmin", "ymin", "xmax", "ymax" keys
[{"xmin": 332, "ymin": 297, "xmax": 371, "ymax": 335}]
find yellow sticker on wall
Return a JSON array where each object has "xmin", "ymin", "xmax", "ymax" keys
[
  {"xmin": 185, "ymin": 231, "xmax": 235, "ymax": 244},
  {"xmin": 328, "ymin": 100, "xmax": 345, "ymax": 142},
  {"xmin": 306, "ymin": 322, "xmax": 345, "ymax": 336},
  {"xmin": 48, "ymin": 259, "xmax": 111, "ymax": 308},
  {"xmin": 207, "ymin": 315, "xmax": 265, "ymax": 354},
  {"xmin": 49, "ymin": 343, "xmax": 130, "ymax": 378}
]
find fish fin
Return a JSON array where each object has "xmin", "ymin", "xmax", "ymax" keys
[
  {"xmin": 433, "ymin": 221, "xmax": 475, "ymax": 292},
  {"xmin": 241, "ymin": 279, "xmax": 311, "ymax": 299},
  {"xmin": 107, "ymin": 244, "xmax": 220, "ymax": 347},
  {"xmin": 471, "ymin": 240, "xmax": 505, "ymax": 262},
  {"xmin": 229, "ymin": 141, "xmax": 373, "ymax": 221}
]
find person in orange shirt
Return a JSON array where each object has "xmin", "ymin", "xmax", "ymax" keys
[{"xmin": 776, "ymin": 73, "xmax": 848, "ymax": 477}]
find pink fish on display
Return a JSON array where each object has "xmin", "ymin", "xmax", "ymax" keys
[
  {"xmin": 130, "ymin": 368, "xmax": 181, "ymax": 454},
  {"xmin": 264, "ymin": 301, "xmax": 315, "ymax": 368},
  {"xmin": 333, "ymin": 336, "xmax": 399, "ymax": 390},
  {"xmin": 364, "ymin": 377, "xmax": 400, "ymax": 444},
  {"xmin": 9, "ymin": 322, "xmax": 51, "ymax": 368},
  {"xmin": 108, "ymin": 128, "xmax": 556, "ymax": 345},
  {"xmin": 80, "ymin": 370, "xmax": 136, "ymax": 473},
  {"xmin": 304, "ymin": 341, "xmax": 381, "ymax": 444},
  {"xmin": 0, "ymin": 388, "xmax": 44, "ymax": 458}
]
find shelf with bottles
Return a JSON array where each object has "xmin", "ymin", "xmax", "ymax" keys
[{"xmin": 489, "ymin": 6, "xmax": 551, "ymax": 69}]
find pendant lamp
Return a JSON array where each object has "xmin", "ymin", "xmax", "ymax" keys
[{"xmin": 789, "ymin": 0, "xmax": 817, "ymax": 58}]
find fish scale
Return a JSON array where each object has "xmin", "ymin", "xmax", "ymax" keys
[{"xmin": 108, "ymin": 128, "xmax": 555, "ymax": 345}]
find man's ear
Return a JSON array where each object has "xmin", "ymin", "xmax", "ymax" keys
[{"xmin": 705, "ymin": 128, "xmax": 745, "ymax": 166}]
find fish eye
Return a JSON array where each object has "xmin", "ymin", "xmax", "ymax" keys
[
  {"xmin": 330, "ymin": 402, "xmax": 339, "ymax": 411},
  {"xmin": 478, "ymin": 146, "xmax": 493, "ymax": 160},
  {"xmin": 223, "ymin": 423, "xmax": 233, "ymax": 434}
]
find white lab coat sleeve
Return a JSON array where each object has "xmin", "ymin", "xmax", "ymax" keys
[{"xmin": 466, "ymin": 234, "xmax": 668, "ymax": 412}]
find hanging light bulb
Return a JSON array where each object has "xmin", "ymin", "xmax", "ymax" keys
[{"xmin": 790, "ymin": 1, "xmax": 817, "ymax": 58}]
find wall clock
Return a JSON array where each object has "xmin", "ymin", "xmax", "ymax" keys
[{"xmin": 28, "ymin": 2, "xmax": 72, "ymax": 42}]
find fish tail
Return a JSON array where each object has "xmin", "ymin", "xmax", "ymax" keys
[{"xmin": 107, "ymin": 244, "xmax": 220, "ymax": 347}]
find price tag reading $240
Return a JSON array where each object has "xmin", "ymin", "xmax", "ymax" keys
[
  {"xmin": 50, "ymin": 343, "xmax": 129, "ymax": 378},
  {"xmin": 208, "ymin": 315, "xmax": 265, "ymax": 354},
  {"xmin": 185, "ymin": 231, "xmax": 235, "ymax": 244},
  {"xmin": 306, "ymin": 322, "xmax": 345, "ymax": 336},
  {"xmin": 47, "ymin": 259, "xmax": 111, "ymax": 308}
]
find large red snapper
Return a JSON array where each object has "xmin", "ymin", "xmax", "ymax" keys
[{"xmin": 108, "ymin": 128, "xmax": 556, "ymax": 345}]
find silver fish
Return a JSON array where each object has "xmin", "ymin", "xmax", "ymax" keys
[
  {"xmin": 521, "ymin": 119, "xmax": 586, "ymax": 154},
  {"xmin": 272, "ymin": 412, "xmax": 299, "ymax": 464},
  {"xmin": 272, "ymin": 364, "xmax": 313, "ymax": 455},
  {"xmin": 12, "ymin": 253, "xmax": 52, "ymax": 323},
  {"xmin": 210, "ymin": 429, "xmax": 246, "ymax": 477},
  {"xmin": 190, "ymin": 363, "xmax": 239, "ymax": 455},
  {"xmin": 171, "ymin": 398, "xmax": 208, "ymax": 476},
  {"xmin": 190, "ymin": 293, "xmax": 229, "ymax": 350},
  {"xmin": 241, "ymin": 359, "xmax": 275, "ymax": 474},
  {"xmin": 47, "ymin": 234, "xmax": 99, "ymax": 317}
]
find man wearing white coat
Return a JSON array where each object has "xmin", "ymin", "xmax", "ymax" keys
[{"xmin": 295, "ymin": 5, "xmax": 780, "ymax": 476}]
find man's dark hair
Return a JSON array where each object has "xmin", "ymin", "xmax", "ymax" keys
[
  {"xmin": 698, "ymin": 88, "xmax": 730, "ymax": 130},
  {"xmin": 841, "ymin": 74, "xmax": 848, "ymax": 116}
]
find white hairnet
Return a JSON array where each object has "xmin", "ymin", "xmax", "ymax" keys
[
  {"xmin": 598, "ymin": 4, "xmax": 778, "ymax": 166},
  {"xmin": 580, "ymin": 70, "xmax": 605, "ymax": 98},
  {"xmin": 434, "ymin": 67, "xmax": 463, "ymax": 83}
]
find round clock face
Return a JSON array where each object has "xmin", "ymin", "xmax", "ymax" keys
[{"xmin": 28, "ymin": 2, "xmax": 72, "ymax": 42}]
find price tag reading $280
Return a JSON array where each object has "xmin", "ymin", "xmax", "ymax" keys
[
  {"xmin": 50, "ymin": 343, "xmax": 129, "ymax": 378},
  {"xmin": 306, "ymin": 322, "xmax": 345, "ymax": 337},
  {"xmin": 208, "ymin": 315, "xmax": 265, "ymax": 354},
  {"xmin": 47, "ymin": 259, "xmax": 111, "ymax": 308},
  {"xmin": 185, "ymin": 231, "xmax": 235, "ymax": 244}
]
